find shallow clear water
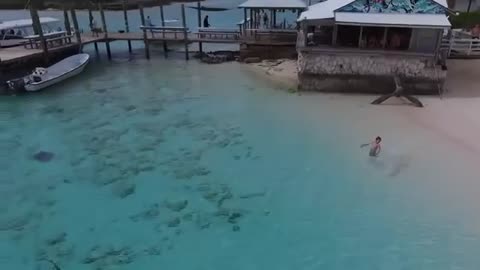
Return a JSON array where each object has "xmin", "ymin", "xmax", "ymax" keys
[{"xmin": 2, "ymin": 48, "xmax": 480, "ymax": 270}]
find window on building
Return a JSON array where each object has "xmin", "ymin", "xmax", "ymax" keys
[
  {"xmin": 360, "ymin": 27, "xmax": 385, "ymax": 49},
  {"xmin": 336, "ymin": 25, "xmax": 361, "ymax": 47},
  {"xmin": 386, "ymin": 27, "xmax": 412, "ymax": 50}
]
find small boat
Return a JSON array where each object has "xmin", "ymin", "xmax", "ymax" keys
[
  {"xmin": 7, "ymin": 53, "xmax": 90, "ymax": 92},
  {"xmin": 0, "ymin": 17, "xmax": 61, "ymax": 48}
]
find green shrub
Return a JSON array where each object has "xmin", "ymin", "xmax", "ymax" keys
[{"xmin": 450, "ymin": 12, "xmax": 480, "ymax": 29}]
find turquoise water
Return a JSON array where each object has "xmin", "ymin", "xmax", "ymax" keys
[{"xmin": 2, "ymin": 46, "xmax": 480, "ymax": 270}]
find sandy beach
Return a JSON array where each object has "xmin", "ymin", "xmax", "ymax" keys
[{"xmin": 248, "ymin": 59, "xmax": 480, "ymax": 162}]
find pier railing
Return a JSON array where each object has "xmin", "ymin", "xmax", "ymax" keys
[
  {"xmin": 196, "ymin": 28, "xmax": 240, "ymax": 41},
  {"xmin": 140, "ymin": 26, "xmax": 189, "ymax": 40},
  {"xmin": 441, "ymin": 37, "xmax": 480, "ymax": 57},
  {"xmin": 243, "ymin": 29, "xmax": 298, "ymax": 44}
]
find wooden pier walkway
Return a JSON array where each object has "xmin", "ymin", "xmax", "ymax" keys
[{"xmin": 0, "ymin": 29, "xmax": 297, "ymax": 65}]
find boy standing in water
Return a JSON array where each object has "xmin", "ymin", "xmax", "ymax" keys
[{"xmin": 361, "ymin": 136, "xmax": 382, "ymax": 157}]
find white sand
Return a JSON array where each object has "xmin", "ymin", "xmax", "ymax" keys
[
  {"xmin": 248, "ymin": 59, "xmax": 298, "ymax": 90},
  {"xmin": 247, "ymin": 59, "xmax": 480, "ymax": 165}
]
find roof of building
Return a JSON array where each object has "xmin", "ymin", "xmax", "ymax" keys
[
  {"xmin": 239, "ymin": 0, "xmax": 308, "ymax": 9},
  {"xmin": 299, "ymin": 0, "xmax": 449, "ymax": 21},
  {"xmin": 335, "ymin": 12, "xmax": 451, "ymax": 28},
  {"xmin": 298, "ymin": 0, "xmax": 352, "ymax": 21},
  {"xmin": 0, "ymin": 17, "xmax": 59, "ymax": 31}
]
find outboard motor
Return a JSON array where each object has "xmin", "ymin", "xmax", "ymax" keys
[{"xmin": 6, "ymin": 78, "xmax": 26, "ymax": 92}]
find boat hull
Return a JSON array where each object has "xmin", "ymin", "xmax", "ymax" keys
[{"xmin": 25, "ymin": 56, "xmax": 89, "ymax": 92}]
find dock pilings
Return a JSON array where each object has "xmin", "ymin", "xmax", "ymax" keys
[
  {"xmin": 139, "ymin": 3, "xmax": 150, "ymax": 59},
  {"xmin": 29, "ymin": 3, "xmax": 48, "ymax": 64},
  {"xmin": 87, "ymin": 8, "xmax": 99, "ymax": 57},
  {"xmin": 181, "ymin": 4, "xmax": 189, "ymax": 61},
  {"xmin": 63, "ymin": 4, "xmax": 71, "ymax": 36},
  {"xmin": 70, "ymin": 8, "xmax": 82, "ymax": 53},
  {"xmin": 197, "ymin": 1, "xmax": 203, "ymax": 54},
  {"xmin": 160, "ymin": 5, "xmax": 168, "ymax": 56},
  {"xmin": 122, "ymin": 0, "xmax": 133, "ymax": 53},
  {"xmin": 99, "ymin": 2, "xmax": 111, "ymax": 59}
]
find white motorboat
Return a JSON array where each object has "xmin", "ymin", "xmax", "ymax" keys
[
  {"xmin": 0, "ymin": 17, "xmax": 60, "ymax": 40},
  {"xmin": 0, "ymin": 17, "xmax": 61, "ymax": 48},
  {"xmin": 7, "ymin": 53, "xmax": 90, "ymax": 92}
]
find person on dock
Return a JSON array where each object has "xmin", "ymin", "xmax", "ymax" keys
[
  {"xmin": 256, "ymin": 12, "xmax": 262, "ymax": 28},
  {"xmin": 90, "ymin": 18, "xmax": 99, "ymax": 37},
  {"xmin": 146, "ymin": 16, "xmax": 155, "ymax": 37},
  {"xmin": 263, "ymin": 12, "xmax": 269, "ymax": 28},
  {"xmin": 361, "ymin": 136, "xmax": 382, "ymax": 157},
  {"xmin": 203, "ymin": 15, "xmax": 210, "ymax": 28},
  {"xmin": 146, "ymin": 16, "xmax": 154, "ymax": 27}
]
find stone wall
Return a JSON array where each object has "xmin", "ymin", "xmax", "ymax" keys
[{"xmin": 297, "ymin": 49, "xmax": 447, "ymax": 94}]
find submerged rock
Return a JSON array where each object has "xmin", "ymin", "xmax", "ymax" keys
[
  {"xmin": 130, "ymin": 204, "xmax": 160, "ymax": 222},
  {"xmin": 166, "ymin": 217, "xmax": 181, "ymax": 228},
  {"xmin": 124, "ymin": 105, "xmax": 137, "ymax": 112},
  {"xmin": 40, "ymin": 106, "xmax": 64, "ymax": 114},
  {"xmin": 0, "ymin": 214, "xmax": 30, "ymax": 231},
  {"xmin": 239, "ymin": 191, "xmax": 266, "ymax": 199},
  {"xmin": 46, "ymin": 232, "xmax": 67, "ymax": 246},
  {"xmin": 112, "ymin": 181, "xmax": 136, "ymax": 199},
  {"xmin": 227, "ymin": 212, "xmax": 243, "ymax": 224},
  {"xmin": 164, "ymin": 200, "xmax": 188, "ymax": 212},
  {"xmin": 82, "ymin": 245, "xmax": 134, "ymax": 265},
  {"xmin": 232, "ymin": 225, "xmax": 240, "ymax": 232},
  {"xmin": 195, "ymin": 213, "xmax": 211, "ymax": 230},
  {"xmin": 143, "ymin": 246, "xmax": 162, "ymax": 256},
  {"xmin": 33, "ymin": 151, "xmax": 55, "ymax": 162}
]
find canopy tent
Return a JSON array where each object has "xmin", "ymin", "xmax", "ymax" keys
[
  {"xmin": 335, "ymin": 12, "xmax": 451, "ymax": 29},
  {"xmin": 239, "ymin": 0, "xmax": 307, "ymax": 9}
]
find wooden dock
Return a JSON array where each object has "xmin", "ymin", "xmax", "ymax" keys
[
  {"xmin": 0, "ymin": 2, "xmax": 298, "ymax": 67},
  {"xmin": 0, "ymin": 30, "xmax": 297, "ymax": 65}
]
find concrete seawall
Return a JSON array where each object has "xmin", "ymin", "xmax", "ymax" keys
[{"xmin": 297, "ymin": 49, "xmax": 446, "ymax": 94}]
